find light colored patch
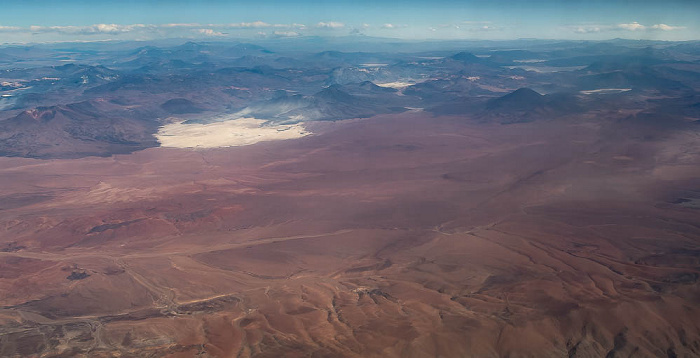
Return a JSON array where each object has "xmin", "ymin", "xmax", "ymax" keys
[
  {"xmin": 156, "ymin": 117, "xmax": 310, "ymax": 149},
  {"xmin": 375, "ymin": 81, "xmax": 415, "ymax": 89},
  {"xmin": 581, "ymin": 88, "xmax": 632, "ymax": 95},
  {"xmin": 505, "ymin": 65, "xmax": 586, "ymax": 73},
  {"xmin": 514, "ymin": 59, "xmax": 546, "ymax": 63},
  {"xmin": 57, "ymin": 182, "xmax": 163, "ymax": 205},
  {"xmin": 613, "ymin": 156, "xmax": 634, "ymax": 161}
]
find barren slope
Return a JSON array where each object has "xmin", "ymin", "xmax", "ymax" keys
[{"xmin": 0, "ymin": 112, "xmax": 699, "ymax": 357}]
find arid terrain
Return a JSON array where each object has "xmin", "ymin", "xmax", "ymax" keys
[
  {"xmin": 1, "ymin": 38, "xmax": 699, "ymax": 357},
  {"xmin": 1, "ymin": 109, "xmax": 699, "ymax": 357}
]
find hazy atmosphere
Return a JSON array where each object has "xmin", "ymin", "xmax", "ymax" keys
[{"xmin": 0, "ymin": 0, "xmax": 698, "ymax": 42}]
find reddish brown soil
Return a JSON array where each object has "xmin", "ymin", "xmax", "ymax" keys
[{"xmin": 0, "ymin": 112, "xmax": 699, "ymax": 357}]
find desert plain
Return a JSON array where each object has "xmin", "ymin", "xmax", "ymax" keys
[{"xmin": 1, "ymin": 109, "xmax": 699, "ymax": 357}]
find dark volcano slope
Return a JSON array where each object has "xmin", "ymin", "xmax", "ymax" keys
[{"xmin": 0, "ymin": 101, "xmax": 159, "ymax": 159}]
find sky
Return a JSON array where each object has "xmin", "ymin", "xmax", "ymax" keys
[{"xmin": 0, "ymin": 0, "xmax": 697, "ymax": 43}]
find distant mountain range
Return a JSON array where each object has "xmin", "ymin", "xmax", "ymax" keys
[{"xmin": 0, "ymin": 39, "xmax": 698, "ymax": 158}]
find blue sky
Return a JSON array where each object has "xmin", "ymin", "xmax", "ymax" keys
[{"xmin": 0, "ymin": 0, "xmax": 697, "ymax": 43}]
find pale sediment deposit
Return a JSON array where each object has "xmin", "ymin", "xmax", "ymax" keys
[
  {"xmin": 156, "ymin": 117, "xmax": 310, "ymax": 148},
  {"xmin": 375, "ymin": 81, "xmax": 416, "ymax": 89},
  {"xmin": 580, "ymin": 88, "xmax": 632, "ymax": 94}
]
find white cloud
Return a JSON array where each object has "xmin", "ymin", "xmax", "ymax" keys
[
  {"xmin": 95, "ymin": 24, "xmax": 148, "ymax": 33},
  {"xmin": 469, "ymin": 25, "xmax": 499, "ymax": 32},
  {"xmin": 28, "ymin": 23, "xmax": 150, "ymax": 35},
  {"xmin": 165, "ymin": 22, "xmax": 305, "ymax": 29},
  {"xmin": 569, "ymin": 21, "xmax": 686, "ymax": 34},
  {"xmin": 272, "ymin": 31, "xmax": 300, "ymax": 37},
  {"xmin": 361, "ymin": 23, "xmax": 370, "ymax": 29},
  {"xmin": 0, "ymin": 25, "xmax": 21, "ymax": 32},
  {"xmin": 438, "ymin": 21, "xmax": 492, "ymax": 30},
  {"xmin": 161, "ymin": 23, "xmax": 201, "ymax": 28},
  {"xmin": 197, "ymin": 28, "xmax": 224, "ymax": 36},
  {"xmin": 433, "ymin": 22, "xmax": 500, "ymax": 32},
  {"xmin": 316, "ymin": 21, "xmax": 344, "ymax": 29},
  {"xmin": 229, "ymin": 21, "xmax": 272, "ymax": 28},
  {"xmin": 1, "ymin": 22, "xmax": 312, "ymax": 38},
  {"xmin": 618, "ymin": 22, "xmax": 645, "ymax": 31},
  {"xmin": 381, "ymin": 23, "xmax": 408, "ymax": 29},
  {"xmin": 573, "ymin": 25, "xmax": 603, "ymax": 34},
  {"xmin": 650, "ymin": 24, "xmax": 685, "ymax": 31}
]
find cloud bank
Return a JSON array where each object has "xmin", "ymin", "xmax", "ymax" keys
[
  {"xmin": 571, "ymin": 21, "xmax": 686, "ymax": 34},
  {"xmin": 0, "ymin": 19, "xmax": 691, "ymax": 43},
  {"xmin": 316, "ymin": 21, "xmax": 345, "ymax": 29}
]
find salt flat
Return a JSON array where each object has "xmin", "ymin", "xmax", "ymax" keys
[
  {"xmin": 375, "ymin": 81, "xmax": 416, "ymax": 89},
  {"xmin": 580, "ymin": 88, "xmax": 633, "ymax": 95},
  {"xmin": 156, "ymin": 117, "xmax": 310, "ymax": 148}
]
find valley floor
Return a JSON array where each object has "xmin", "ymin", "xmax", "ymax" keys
[{"xmin": 0, "ymin": 112, "xmax": 699, "ymax": 357}]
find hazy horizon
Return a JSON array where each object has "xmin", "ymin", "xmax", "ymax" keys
[{"xmin": 1, "ymin": 0, "xmax": 698, "ymax": 44}]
